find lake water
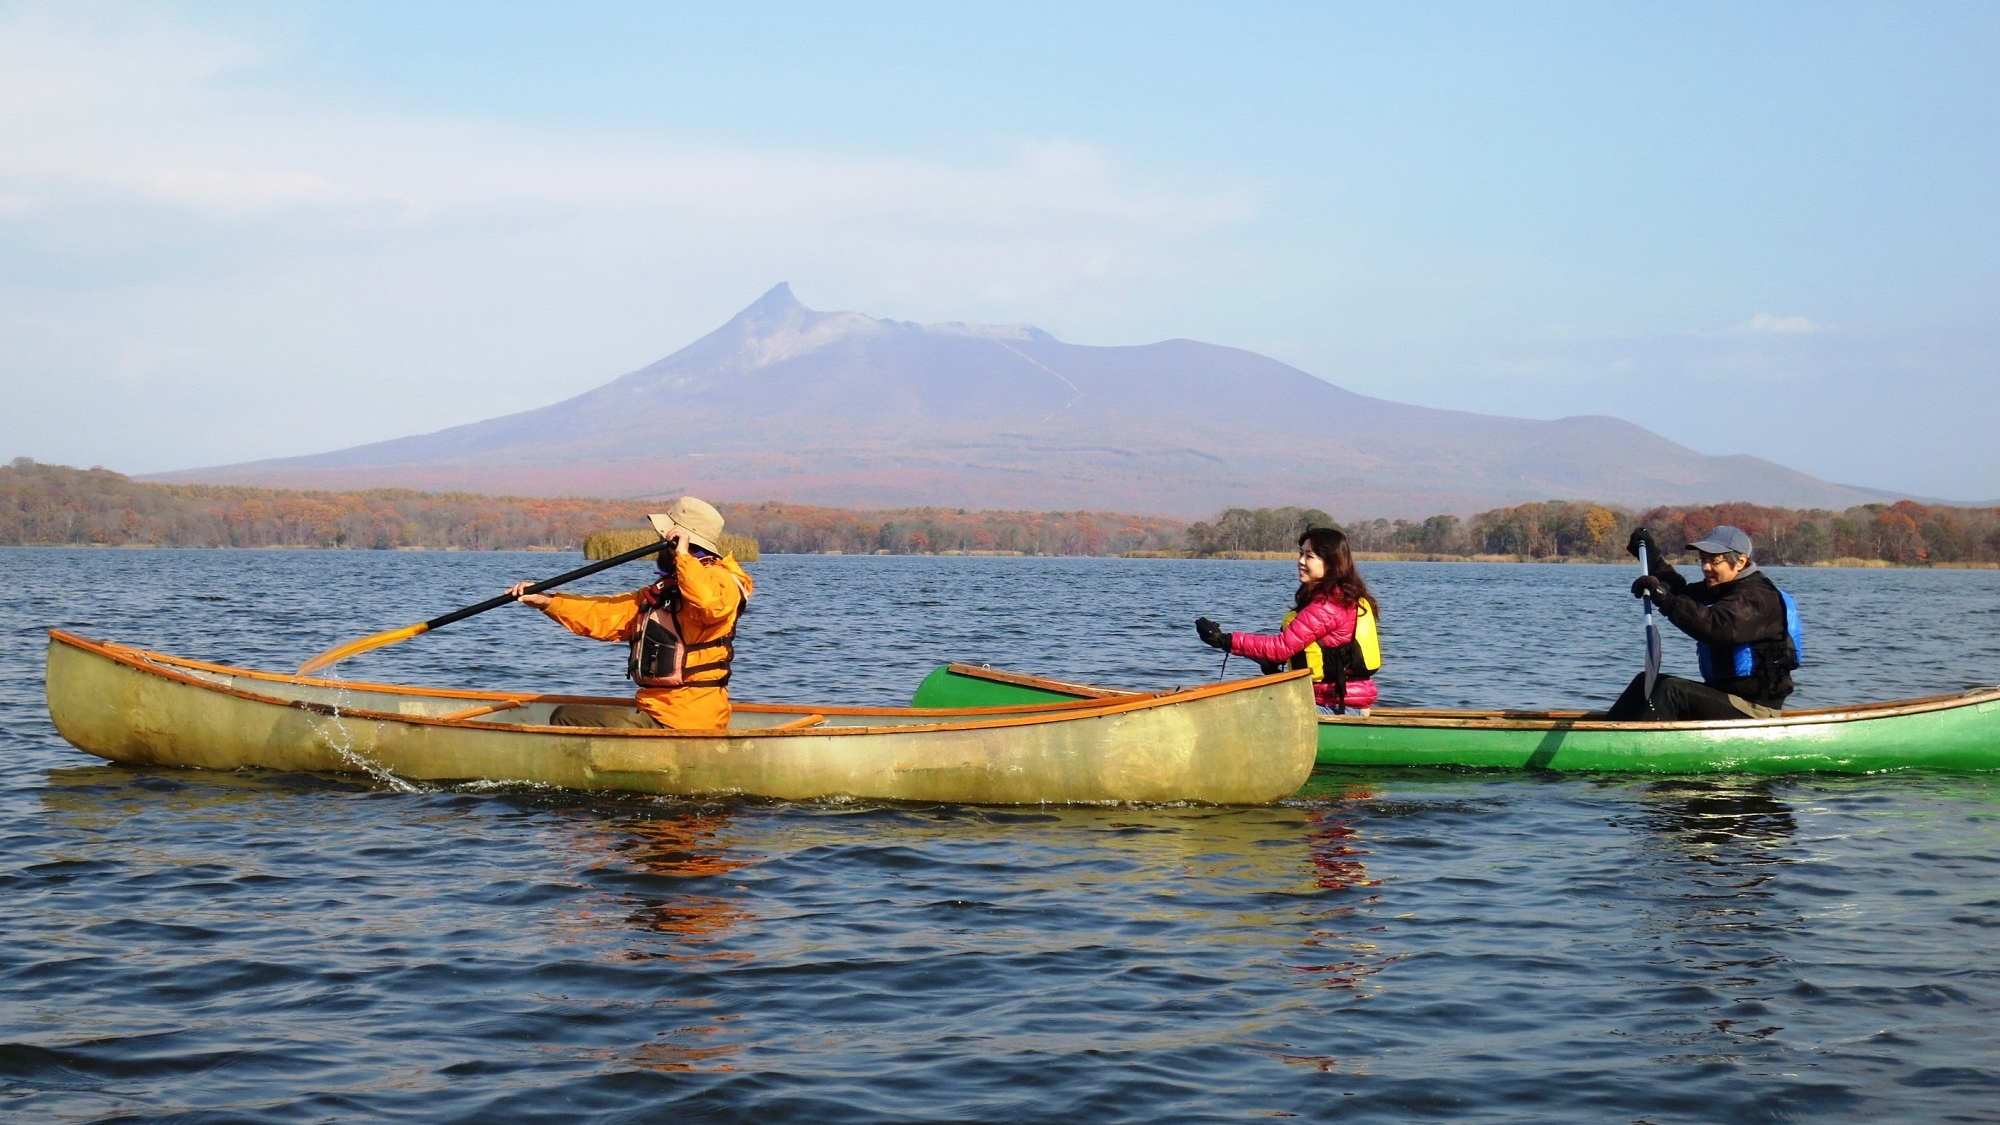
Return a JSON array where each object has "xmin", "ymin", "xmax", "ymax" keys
[{"xmin": 4, "ymin": 549, "xmax": 1999, "ymax": 1123}]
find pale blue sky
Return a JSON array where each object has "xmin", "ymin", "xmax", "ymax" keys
[{"xmin": 3, "ymin": 1, "xmax": 1996, "ymax": 501}]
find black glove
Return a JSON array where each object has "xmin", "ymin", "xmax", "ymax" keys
[
  {"xmin": 1632, "ymin": 575, "xmax": 1667, "ymax": 601},
  {"xmin": 1195, "ymin": 617, "xmax": 1230, "ymax": 651},
  {"xmin": 1626, "ymin": 526, "xmax": 1660, "ymax": 563},
  {"xmin": 1255, "ymin": 660, "xmax": 1283, "ymax": 676}
]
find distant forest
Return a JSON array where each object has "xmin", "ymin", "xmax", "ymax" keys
[
  {"xmin": 0, "ymin": 460, "xmax": 1185, "ymax": 556},
  {"xmin": 6, "ymin": 459, "xmax": 1996, "ymax": 566},
  {"xmin": 1191, "ymin": 500, "xmax": 2000, "ymax": 566},
  {"xmin": 720, "ymin": 500, "xmax": 1187, "ymax": 556}
]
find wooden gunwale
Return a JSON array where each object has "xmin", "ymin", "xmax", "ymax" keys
[
  {"xmin": 933, "ymin": 660, "xmax": 2000, "ymax": 731},
  {"xmin": 48, "ymin": 630, "xmax": 1311, "ymax": 738},
  {"xmin": 1322, "ymin": 689, "xmax": 2000, "ymax": 731}
]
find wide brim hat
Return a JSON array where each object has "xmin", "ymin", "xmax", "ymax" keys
[{"xmin": 647, "ymin": 496, "xmax": 725, "ymax": 555}]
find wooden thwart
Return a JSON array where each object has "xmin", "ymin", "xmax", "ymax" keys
[
  {"xmin": 437, "ymin": 700, "xmax": 524, "ymax": 723},
  {"xmin": 762, "ymin": 714, "xmax": 828, "ymax": 731}
]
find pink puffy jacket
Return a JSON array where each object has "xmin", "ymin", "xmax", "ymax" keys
[{"xmin": 1228, "ymin": 595, "xmax": 1379, "ymax": 711}]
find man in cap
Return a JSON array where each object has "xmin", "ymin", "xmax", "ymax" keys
[
  {"xmin": 508, "ymin": 496, "xmax": 754, "ymax": 729},
  {"xmin": 1604, "ymin": 524, "xmax": 1800, "ymax": 721}
]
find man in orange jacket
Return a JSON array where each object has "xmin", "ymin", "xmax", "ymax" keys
[{"xmin": 508, "ymin": 496, "xmax": 754, "ymax": 730}]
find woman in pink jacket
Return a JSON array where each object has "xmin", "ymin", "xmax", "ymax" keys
[{"xmin": 1196, "ymin": 526, "xmax": 1381, "ymax": 715}]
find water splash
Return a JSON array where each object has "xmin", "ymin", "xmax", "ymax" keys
[{"xmin": 315, "ymin": 674, "xmax": 426, "ymax": 794}]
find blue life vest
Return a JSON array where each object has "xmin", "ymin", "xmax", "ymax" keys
[{"xmin": 1696, "ymin": 589, "xmax": 1803, "ymax": 682}]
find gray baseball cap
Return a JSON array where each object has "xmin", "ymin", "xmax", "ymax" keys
[{"xmin": 1689, "ymin": 525, "xmax": 1753, "ymax": 557}]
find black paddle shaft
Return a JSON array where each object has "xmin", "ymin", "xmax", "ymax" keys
[{"xmin": 421, "ymin": 537, "xmax": 670, "ymax": 632}]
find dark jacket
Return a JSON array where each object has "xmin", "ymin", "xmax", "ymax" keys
[{"xmin": 1649, "ymin": 562, "xmax": 1795, "ymax": 708}]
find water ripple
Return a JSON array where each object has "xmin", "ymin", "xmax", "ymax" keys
[{"xmin": 3, "ymin": 551, "xmax": 1999, "ymax": 1121}]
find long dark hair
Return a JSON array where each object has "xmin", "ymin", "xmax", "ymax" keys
[{"xmin": 1297, "ymin": 527, "xmax": 1376, "ymax": 617}]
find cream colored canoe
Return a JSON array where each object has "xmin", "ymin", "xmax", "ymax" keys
[{"xmin": 43, "ymin": 631, "xmax": 1317, "ymax": 805}]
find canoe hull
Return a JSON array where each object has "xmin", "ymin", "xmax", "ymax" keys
[
  {"xmin": 1309, "ymin": 706, "xmax": 2000, "ymax": 773},
  {"xmin": 45, "ymin": 634, "xmax": 1317, "ymax": 805},
  {"xmin": 911, "ymin": 664, "xmax": 2000, "ymax": 773}
]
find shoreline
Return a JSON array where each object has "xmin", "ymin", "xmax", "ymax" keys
[
  {"xmin": 1123, "ymin": 549, "xmax": 1999, "ymax": 569},
  {"xmin": 8, "ymin": 542, "xmax": 1995, "ymax": 570}
]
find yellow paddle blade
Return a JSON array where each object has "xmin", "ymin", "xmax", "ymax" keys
[{"xmin": 297, "ymin": 623, "xmax": 429, "ymax": 676}]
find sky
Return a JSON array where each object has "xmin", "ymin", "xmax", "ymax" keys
[{"xmin": 2, "ymin": 0, "xmax": 1996, "ymax": 501}]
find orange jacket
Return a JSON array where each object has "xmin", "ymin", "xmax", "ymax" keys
[{"xmin": 541, "ymin": 554, "xmax": 754, "ymax": 730}]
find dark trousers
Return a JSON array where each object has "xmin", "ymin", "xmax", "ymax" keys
[
  {"xmin": 549, "ymin": 703, "xmax": 663, "ymax": 729},
  {"xmin": 1605, "ymin": 673, "xmax": 1774, "ymax": 722}
]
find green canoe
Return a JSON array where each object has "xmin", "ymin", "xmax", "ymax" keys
[{"xmin": 912, "ymin": 663, "xmax": 2000, "ymax": 774}]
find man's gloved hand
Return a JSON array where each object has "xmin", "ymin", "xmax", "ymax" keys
[
  {"xmin": 1195, "ymin": 617, "xmax": 1230, "ymax": 651},
  {"xmin": 1626, "ymin": 527, "xmax": 1660, "ymax": 563},
  {"xmin": 1632, "ymin": 575, "xmax": 1668, "ymax": 601}
]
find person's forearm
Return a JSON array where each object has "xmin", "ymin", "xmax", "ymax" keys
[{"xmin": 542, "ymin": 591, "xmax": 644, "ymax": 641}]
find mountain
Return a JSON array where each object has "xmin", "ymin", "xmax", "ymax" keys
[{"xmin": 152, "ymin": 284, "xmax": 1907, "ymax": 518}]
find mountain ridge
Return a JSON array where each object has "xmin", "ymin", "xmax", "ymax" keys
[{"xmin": 150, "ymin": 284, "xmax": 1913, "ymax": 518}]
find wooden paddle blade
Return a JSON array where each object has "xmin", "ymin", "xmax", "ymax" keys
[{"xmin": 298, "ymin": 623, "xmax": 429, "ymax": 676}]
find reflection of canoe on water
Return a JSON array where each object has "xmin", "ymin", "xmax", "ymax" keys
[
  {"xmin": 913, "ymin": 663, "xmax": 2000, "ymax": 774},
  {"xmin": 43, "ymin": 632, "xmax": 1316, "ymax": 805}
]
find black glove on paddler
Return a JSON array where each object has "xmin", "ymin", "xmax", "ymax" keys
[
  {"xmin": 1631, "ymin": 575, "xmax": 1668, "ymax": 601},
  {"xmin": 1195, "ymin": 617, "xmax": 1230, "ymax": 651},
  {"xmin": 1626, "ymin": 527, "xmax": 1660, "ymax": 564}
]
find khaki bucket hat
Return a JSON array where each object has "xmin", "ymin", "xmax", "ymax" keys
[{"xmin": 647, "ymin": 496, "xmax": 725, "ymax": 555}]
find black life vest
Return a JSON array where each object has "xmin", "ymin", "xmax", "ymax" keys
[
  {"xmin": 1695, "ymin": 588, "xmax": 1803, "ymax": 695},
  {"xmin": 627, "ymin": 573, "xmax": 748, "ymax": 689},
  {"xmin": 1284, "ymin": 600, "xmax": 1381, "ymax": 714}
]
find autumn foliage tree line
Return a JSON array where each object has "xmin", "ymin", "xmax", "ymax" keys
[
  {"xmin": 7, "ymin": 459, "xmax": 1996, "ymax": 566},
  {"xmin": 2, "ymin": 460, "xmax": 647, "ymax": 551},
  {"xmin": 1190, "ymin": 500, "xmax": 2000, "ymax": 566},
  {"xmin": 0, "ymin": 460, "xmax": 1185, "ymax": 556}
]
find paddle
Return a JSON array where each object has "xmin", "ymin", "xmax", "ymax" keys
[
  {"xmin": 297, "ymin": 536, "xmax": 672, "ymax": 675},
  {"xmin": 1638, "ymin": 542, "xmax": 1663, "ymax": 701}
]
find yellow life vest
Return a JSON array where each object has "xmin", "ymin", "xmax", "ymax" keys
[{"xmin": 1281, "ymin": 599, "xmax": 1381, "ymax": 683}]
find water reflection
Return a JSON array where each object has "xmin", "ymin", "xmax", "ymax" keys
[
  {"xmin": 1304, "ymin": 791, "xmax": 1382, "ymax": 893},
  {"xmin": 561, "ymin": 998, "xmax": 747, "ymax": 1076},
  {"xmin": 1636, "ymin": 780, "xmax": 1798, "ymax": 856},
  {"xmin": 553, "ymin": 808, "xmax": 758, "ymax": 1073},
  {"xmin": 570, "ymin": 803, "xmax": 1416, "ymax": 1071},
  {"xmin": 1621, "ymin": 779, "xmax": 1800, "ymax": 1055},
  {"xmin": 567, "ymin": 808, "xmax": 757, "ymax": 963},
  {"xmin": 1295, "ymin": 801, "xmax": 1398, "ymax": 1002},
  {"xmin": 33, "ymin": 763, "xmax": 378, "ymax": 869}
]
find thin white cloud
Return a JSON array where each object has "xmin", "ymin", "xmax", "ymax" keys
[
  {"xmin": 0, "ymin": 5, "xmax": 1258, "ymax": 473},
  {"xmin": 0, "ymin": 10, "xmax": 1247, "ymax": 236},
  {"xmin": 1742, "ymin": 312, "xmax": 1823, "ymax": 334}
]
